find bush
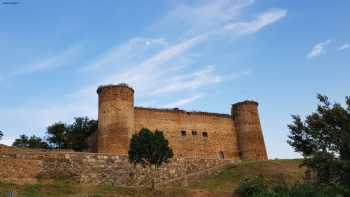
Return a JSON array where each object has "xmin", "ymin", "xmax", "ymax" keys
[
  {"xmin": 234, "ymin": 176, "xmax": 269, "ymax": 197},
  {"xmin": 234, "ymin": 176, "xmax": 349, "ymax": 197}
]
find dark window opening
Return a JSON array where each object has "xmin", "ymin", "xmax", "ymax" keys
[
  {"xmin": 181, "ymin": 130, "xmax": 186, "ymax": 136},
  {"xmin": 219, "ymin": 151, "xmax": 225, "ymax": 160},
  {"xmin": 202, "ymin": 132, "xmax": 208, "ymax": 138},
  {"xmin": 192, "ymin": 130, "xmax": 197, "ymax": 136}
]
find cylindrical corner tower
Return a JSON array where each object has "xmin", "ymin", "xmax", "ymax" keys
[
  {"xmin": 97, "ymin": 84, "xmax": 135, "ymax": 155},
  {"xmin": 231, "ymin": 101, "xmax": 268, "ymax": 161}
]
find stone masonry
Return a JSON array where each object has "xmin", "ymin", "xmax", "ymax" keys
[
  {"xmin": 0, "ymin": 84, "xmax": 268, "ymax": 186},
  {"xmin": 94, "ymin": 84, "xmax": 268, "ymax": 161},
  {"xmin": 0, "ymin": 147, "xmax": 234, "ymax": 186}
]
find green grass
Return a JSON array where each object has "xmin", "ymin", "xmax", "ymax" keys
[
  {"xmin": 0, "ymin": 159, "xmax": 304, "ymax": 196},
  {"xmin": 190, "ymin": 159, "xmax": 305, "ymax": 192},
  {"xmin": 0, "ymin": 181, "xmax": 191, "ymax": 197}
]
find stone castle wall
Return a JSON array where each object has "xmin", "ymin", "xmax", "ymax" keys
[
  {"xmin": 232, "ymin": 102, "xmax": 268, "ymax": 160},
  {"xmin": 134, "ymin": 107, "xmax": 239, "ymax": 160},
  {"xmin": 97, "ymin": 85, "xmax": 135, "ymax": 155},
  {"xmin": 96, "ymin": 84, "xmax": 268, "ymax": 161},
  {"xmin": 0, "ymin": 147, "xmax": 234, "ymax": 186}
]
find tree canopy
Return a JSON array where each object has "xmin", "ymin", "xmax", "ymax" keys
[
  {"xmin": 12, "ymin": 116, "xmax": 97, "ymax": 151},
  {"xmin": 12, "ymin": 134, "xmax": 49, "ymax": 149},
  {"xmin": 128, "ymin": 128, "xmax": 173, "ymax": 168},
  {"xmin": 288, "ymin": 94, "xmax": 350, "ymax": 187},
  {"xmin": 0, "ymin": 130, "xmax": 3, "ymax": 141},
  {"xmin": 47, "ymin": 122, "xmax": 67, "ymax": 149},
  {"xmin": 47, "ymin": 117, "xmax": 98, "ymax": 151}
]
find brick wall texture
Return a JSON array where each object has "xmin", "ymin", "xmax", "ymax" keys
[{"xmin": 95, "ymin": 85, "xmax": 268, "ymax": 161}]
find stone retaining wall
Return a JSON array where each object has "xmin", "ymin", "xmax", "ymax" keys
[{"xmin": 0, "ymin": 148, "xmax": 235, "ymax": 186}]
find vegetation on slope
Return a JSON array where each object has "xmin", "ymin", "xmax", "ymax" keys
[
  {"xmin": 0, "ymin": 159, "xmax": 304, "ymax": 197},
  {"xmin": 191, "ymin": 159, "xmax": 304, "ymax": 192}
]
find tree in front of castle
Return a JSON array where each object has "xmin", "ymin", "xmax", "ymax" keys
[{"xmin": 128, "ymin": 128, "xmax": 173, "ymax": 188}]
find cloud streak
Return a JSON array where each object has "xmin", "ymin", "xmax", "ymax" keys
[
  {"xmin": 80, "ymin": 7, "xmax": 286, "ymax": 102},
  {"xmin": 161, "ymin": 94, "xmax": 204, "ymax": 108},
  {"xmin": 307, "ymin": 40, "xmax": 332, "ymax": 59},
  {"xmin": 152, "ymin": 65, "xmax": 223, "ymax": 95},
  {"xmin": 158, "ymin": 0, "xmax": 255, "ymax": 35},
  {"xmin": 338, "ymin": 43, "xmax": 350, "ymax": 51},
  {"xmin": 223, "ymin": 9, "xmax": 287, "ymax": 35},
  {"xmin": 10, "ymin": 46, "xmax": 81, "ymax": 77},
  {"xmin": 84, "ymin": 37, "xmax": 168, "ymax": 71},
  {"xmin": 2, "ymin": 1, "xmax": 287, "ymax": 138}
]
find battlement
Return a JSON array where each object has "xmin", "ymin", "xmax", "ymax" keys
[
  {"xmin": 134, "ymin": 106, "xmax": 231, "ymax": 118},
  {"xmin": 97, "ymin": 83, "xmax": 134, "ymax": 94},
  {"xmin": 232, "ymin": 100, "xmax": 258, "ymax": 108}
]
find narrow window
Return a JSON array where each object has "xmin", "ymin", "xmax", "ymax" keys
[
  {"xmin": 202, "ymin": 132, "xmax": 208, "ymax": 138},
  {"xmin": 219, "ymin": 151, "xmax": 225, "ymax": 160},
  {"xmin": 181, "ymin": 130, "xmax": 186, "ymax": 137},
  {"xmin": 192, "ymin": 130, "xmax": 197, "ymax": 136}
]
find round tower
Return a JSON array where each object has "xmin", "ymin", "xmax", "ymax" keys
[
  {"xmin": 97, "ymin": 84, "xmax": 135, "ymax": 155},
  {"xmin": 231, "ymin": 101, "xmax": 268, "ymax": 161}
]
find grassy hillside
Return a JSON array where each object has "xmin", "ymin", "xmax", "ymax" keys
[
  {"xmin": 190, "ymin": 159, "xmax": 305, "ymax": 192},
  {"xmin": 0, "ymin": 159, "xmax": 304, "ymax": 197}
]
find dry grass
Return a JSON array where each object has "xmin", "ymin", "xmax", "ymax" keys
[{"xmin": 0, "ymin": 159, "xmax": 305, "ymax": 196}]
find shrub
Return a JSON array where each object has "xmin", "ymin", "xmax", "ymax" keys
[
  {"xmin": 234, "ymin": 176, "xmax": 349, "ymax": 197},
  {"xmin": 234, "ymin": 176, "xmax": 269, "ymax": 197}
]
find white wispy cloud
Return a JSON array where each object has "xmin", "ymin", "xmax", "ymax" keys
[
  {"xmin": 3, "ymin": 1, "xmax": 287, "ymax": 137},
  {"xmin": 74, "ymin": 34, "xmax": 210, "ymax": 99},
  {"xmin": 80, "ymin": 7, "xmax": 286, "ymax": 100},
  {"xmin": 338, "ymin": 43, "xmax": 350, "ymax": 51},
  {"xmin": 152, "ymin": 65, "xmax": 224, "ymax": 95},
  {"xmin": 223, "ymin": 9, "xmax": 287, "ymax": 35},
  {"xmin": 85, "ymin": 37, "xmax": 168, "ymax": 71},
  {"xmin": 161, "ymin": 94, "xmax": 204, "ymax": 108},
  {"xmin": 307, "ymin": 40, "xmax": 332, "ymax": 59},
  {"xmin": 10, "ymin": 46, "xmax": 81, "ymax": 77},
  {"xmin": 158, "ymin": 0, "xmax": 255, "ymax": 35}
]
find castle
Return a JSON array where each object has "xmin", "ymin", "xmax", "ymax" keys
[{"xmin": 91, "ymin": 84, "xmax": 268, "ymax": 161}]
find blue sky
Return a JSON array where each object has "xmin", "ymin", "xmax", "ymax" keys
[{"xmin": 0, "ymin": 0, "xmax": 349, "ymax": 159}]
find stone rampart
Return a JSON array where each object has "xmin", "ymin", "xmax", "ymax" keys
[{"xmin": 0, "ymin": 148, "xmax": 234, "ymax": 186}]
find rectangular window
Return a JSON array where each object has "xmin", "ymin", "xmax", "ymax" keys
[
  {"xmin": 181, "ymin": 130, "xmax": 186, "ymax": 136},
  {"xmin": 202, "ymin": 132, "xmax": 208, "ymax": 138},
  {"xmin": 192, "ymin": 130, "xmax": 197, "ymax": 136}
]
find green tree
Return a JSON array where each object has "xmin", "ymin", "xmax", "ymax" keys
[
  {"xmin": 12, "ymin": 134, "xmax": 29, "ymax": 148},
  {"xmin": 66, "ymin": 117, "xmax": 98, "ymax": 151},
  {"xmin": 47, "ymin": 122, "xmax": 68, "ymax": 149},
  {"xmin": 46, "ymin": 117, "xmax": 98, "ymax": 151},
  {"xmin": 288, "ymin": 94, "xmax": 350, "ymax": 187},
  {"xmin": 12, "ymin": 134, "xmax": 48, "ymax": 149},
  {"xmin": 128, "ymin": 128, "xmax": 173, "ymax": 188}
]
